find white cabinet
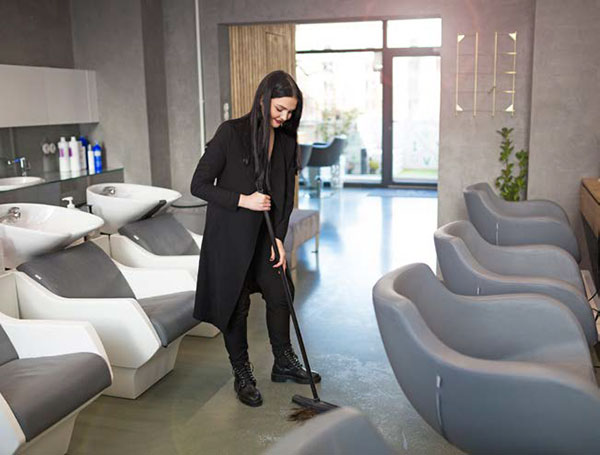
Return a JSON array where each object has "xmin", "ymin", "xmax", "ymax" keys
[
  {"xmin": 0, "ymin": 65, "xmax": 47, "ymax": 127},
  {"xmin": 0, "ymin": 64, "xmax": 99, "ymax": 128}
]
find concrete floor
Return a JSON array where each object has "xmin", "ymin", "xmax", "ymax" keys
[{"xmin": 69, "ymin": 188, "xmax": 462, "ymax": 455}]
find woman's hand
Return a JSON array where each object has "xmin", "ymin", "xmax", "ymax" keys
[
  {"xmin": 270, "ymin": 238, "xmax": 287, "ymax": 271},
  {"xmin": 239, "ymin": 192, "xmax": 271, "ymax": 211}
]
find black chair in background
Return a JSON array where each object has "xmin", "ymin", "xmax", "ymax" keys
[
  {"xmin": 298, "ymin": 144, "xmax": 313, "ymax": 170},
  {"xmin": 306, "ymin": 136, "xmax": 347, "ymax": 197}
]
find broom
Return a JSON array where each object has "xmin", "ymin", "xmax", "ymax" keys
[{"xmin": 261, "ymin": 208, "xmax": 338, "ymax": 421}]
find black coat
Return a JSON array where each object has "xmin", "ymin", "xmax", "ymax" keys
[{"xmin": 191, "ymin": 115, "xmax": 296, "ymax": 331}]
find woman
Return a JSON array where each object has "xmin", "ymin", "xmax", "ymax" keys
[{"xmin": 191, "ymin": 70, "xmax": 320, "ymax": 408}]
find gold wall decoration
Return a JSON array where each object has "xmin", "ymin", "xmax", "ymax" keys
[{"xmin": 455, "ymin": 31, "xmax": 518, "ymax": 117}]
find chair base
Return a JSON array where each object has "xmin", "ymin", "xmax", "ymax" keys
[
  {"xmin": 16, "ymin": 414, "xmax": 76, "ymax": 455},
  {"xmin": 104, "ymin": 338, "xmax": 182, "ymax": 399},
  {"xmin": 186, "ymin": 322, "xmax": 220, "ymax": 338},
  {"xmin": 15, "ymin": 394, "xmax": 102, "ymax": 455}
]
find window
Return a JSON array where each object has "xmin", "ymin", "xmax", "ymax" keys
[
  {"xmin": 387, "ymin": 18, "xmax": 441, "ymax": 48},
  {"xmin": 296, "ymin": 18, "xmax": 441, "ymax": 185},
  {"xmin": 296, "ymin": 21, "xmax": 382, "ymax": 51}
]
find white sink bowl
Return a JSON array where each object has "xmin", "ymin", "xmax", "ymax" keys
[
  {"xmin": 0, "ymin": 176, "xmax": 45, "ymax": 191},
  {"xmin": 86, "ymin": 183, "xmax": 182, "ymax": 234},
  {"xmin": 0, "ymin": 203, "xmax": 105, "ymax": 268}
]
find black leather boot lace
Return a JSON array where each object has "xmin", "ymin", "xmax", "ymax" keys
[
  {"xmin": 233, "ymin": 362, "xmax": 257, "ymax": 388},
  {"xmin": 282, "ymin": 348, "xmax": 304, "ymax": 370}
]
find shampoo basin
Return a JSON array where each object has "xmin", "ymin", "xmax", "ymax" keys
[
  {"xmin": 0, "ymin": 176, "xmax": 45, "ymax": 191},
  {"xmin": 0, "ymin": 203, "xmax": 105, "ymax": 268},
  {"xmin": 86, "ymin": 183, "xmax": 182, "ymax": 234}
]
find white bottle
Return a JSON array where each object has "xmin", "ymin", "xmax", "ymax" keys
[
  {"xmin": 79, "ymin": 141, "xmax": 86, "ymax": 171},
  {"xmin": 58, "ymin": 137, "xmax": 71, "ymax": 174},
  {"xmin": 69, "ymin": 137, "xmax": 81, "ymax": 173},
  {"xmin": 87, "ymin": 144, "xmax": 95, "ymax": 175},
  {"xmin": 61, "ymin": 196, "xmax": 76, "ymax": 209}
]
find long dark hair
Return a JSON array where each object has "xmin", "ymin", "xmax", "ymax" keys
[{"xmin": 247, "ymin": 70, "xmax": 303, "ymax": 193}]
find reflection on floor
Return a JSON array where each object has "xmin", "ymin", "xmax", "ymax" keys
[{"xmin": 69, "ymin": 188, "xmax": 462, "ymax": 455}]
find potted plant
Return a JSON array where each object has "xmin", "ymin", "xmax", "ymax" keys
[{"xmin": 494, "ymin": 127, "xmax": 529, "ymax": 201}]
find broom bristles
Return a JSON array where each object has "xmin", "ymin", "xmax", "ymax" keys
[{"xmin": 287, "ymin": 406, "xmax": 320, "ymax": 422}]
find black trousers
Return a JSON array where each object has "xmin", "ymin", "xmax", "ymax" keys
[{"xmin": 223, "ymin": 222, "xmax": 293, "ymax": 368}]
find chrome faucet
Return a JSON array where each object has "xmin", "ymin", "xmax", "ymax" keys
[
  {"xmin": 101, "ymin": 186, "xmax": 116, "ymax": 196},
  {"xmin": 2, "ymin": 156, "xmax": 30, "ymax": 176},
  {"xmin": 12, "ymin": 157, "xmax": 29, "ymax": 176},
  {"xmin": 0, "ymin": 207, "xmax": 21, "ymax": 224}
]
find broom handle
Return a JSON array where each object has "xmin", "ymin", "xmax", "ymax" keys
[{"xmin": 262, "ymin": 211, "xmax": 320, "ymax": 402}]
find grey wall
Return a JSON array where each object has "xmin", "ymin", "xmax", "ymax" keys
[
  {"xmin": 162, "ymin": 0, "xmax": 201, "ymax": 195},
  {"xmin": 141, "ymin": 0, "xmax": 172, "ymax": 189},
  {"xmin": 0, "ymin": 0, "xmax": 79, "ymax": 177},
  {"xmin": 0, "ymin": 0, "xmax": 73, "ymax": 68},
  {"xmin": 528, "ymin": 0, "xmax": 600, "ymax": 265},
  {"xmin": 198, "ymin": 0, "xmax": 536, "ymax": 228},
  {"xmin": 71, "ymin": 0, "xmax": 153, "ymax": 185}
]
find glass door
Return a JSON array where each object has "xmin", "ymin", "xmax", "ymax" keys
[
  {"xmin": 295, "ymin": 50, "xmax": 383, "ymax": 184},
  {"xmin": 391, "ymin": 56, "xmax": 440, "ymax": 183},
  {"xmin": 296, "ymin": 18, "xmax": 441, "ymax": 187}
]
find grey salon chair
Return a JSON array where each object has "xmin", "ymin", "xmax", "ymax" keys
[
  {"xmin": 434, "ymin": 220, "xmax": 596, "ymax": 346},
  {"xmin": 373, "ymin": 263, "xmax": 600, "ymax": 454},
  {"xmin": 464, "ymin": 182, "xmax": 580, "ymax": 261},
  {"xmin": 264, "ymin": 407, "xmax": 395, "ymax": 455}
]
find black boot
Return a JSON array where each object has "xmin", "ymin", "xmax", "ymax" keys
[
  {"xmin": 233, "ymin": 362, "xmax": 263, "ymax": 407},
  {"xmin": 271, "ymin": 347, "xmax": 322, "ymax": 384}
]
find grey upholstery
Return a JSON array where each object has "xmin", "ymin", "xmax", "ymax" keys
[
  {"xmin": 0, "ymin": 353, "xmax": 111, "ymax": 441},
  {"xmin": 0, "ymin": 326, "xmax": 18, "ymax": 367},
  {"xmin": 464, "ymin": 182, "xmax": 580, "ymax": 261},
  {"xmin": 307, "ymin": 137, "xmax": 346, "ymax": 168},
  {"xmin": 118, "ymin": 213, "xmax": 200, "ymax": 256},
  {"xmin": 373, "ymin": 263, "xmax": 600, "ymax": 454},
  {"xmin": 435, "ymin": 220, "xmax": 597, "ymax": 345},
  {"xmin": 138, "ymin": 291, "xmax": 198, "ymax": 347},
  {"xmin": 17, "ymin": 242, "xmax": 198, "ymax": 346},
  {"xmin": 264, "ymin": 407, "xmax": 395, "ymax": 455},
  {"xmin": 283, "ymin": 209, "xmax": 319, "ymax": 254},
  {"xmin": 298, "ymin": 144, "xmax": 313, "ymax": 169},
  {"xmin": 17, "ymin": 242, "xmax": 135, "ymax": 299}
]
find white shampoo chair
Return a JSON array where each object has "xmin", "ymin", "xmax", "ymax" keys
[
  {"xmin": 14, "ymin": 242, "xmax": 200, "ymax": 399},
  {"xmin": 107, "ymin": 213, "xmax": 218, "ymax": 338},
  {"xmin": 0, "ymin": 272, "xmax": 112, "ymax": 455}
]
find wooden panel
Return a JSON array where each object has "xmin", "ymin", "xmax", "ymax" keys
[
  {"xmin": 229, "ymin": 23, "xmax": 298, "ymax": 207},
  {"xmin": 581, "ymin": 178, "xmax": 600, "ymax": 237},
  {"xmin": 229, "ymin": 24, "xmax": 296, "ymax": 118}
]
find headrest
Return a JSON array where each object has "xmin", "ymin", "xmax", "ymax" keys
[
  {"xmin": 118, "ymin": 213, "xmax": 200, "ymax": 256},
  {"xmin": 18, "ymin": 242, "xmax": 135, "ymax": 299}
]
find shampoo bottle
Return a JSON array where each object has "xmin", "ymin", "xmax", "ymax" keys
[
  {"xmin": 87, "ymin": 144, "xmax": 95, "ymax": 175},
  {"xmin": 58, "ymin": 137, "xmax": 71, "ymax": 174},
  {"xmin": 69, "ymin": 136, "xmax": 81, "ymax": 172},
  {"xmin": 93, "ymin": 142, "xmax": 103, "ymax": 173},
  {"xmin": 79, "ymin": 140, "xmax": 86, "ymax": 171}
]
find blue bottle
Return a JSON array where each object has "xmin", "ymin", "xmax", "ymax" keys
[{"xmin": 92, "ymin": 142, "xmax": 103, "ymax": 173}]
